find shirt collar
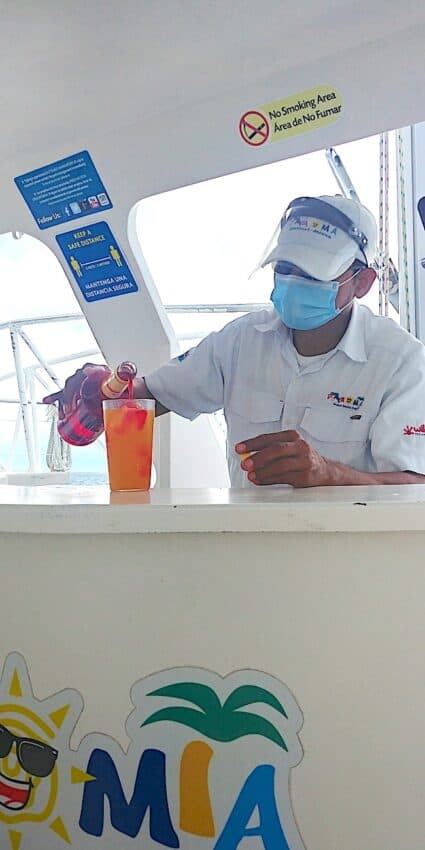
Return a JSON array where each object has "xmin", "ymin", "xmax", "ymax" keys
[
  {"xmin": 335, "ymin": 301, "xmax": 367, "ymax": 362},
  {"xmin": 253, "ymin": 308, "xmax": 286, "ymax": 334},
  {"xmin": 253, "ymin": 301, "xmax": 368, "ymax": 362}
]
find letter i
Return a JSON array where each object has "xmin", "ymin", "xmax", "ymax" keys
[{"xmin": 179, "ymin": 741, "xmax": 215, "ymax": 837}]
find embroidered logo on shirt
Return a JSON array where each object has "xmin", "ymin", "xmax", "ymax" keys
[
  {"xmin": 403, "ymin": 424, "xmax": 425, "ymax": 435},
  {"xmin": 327, "ymin": 391, "xmax": 364, "ymax": 410}
]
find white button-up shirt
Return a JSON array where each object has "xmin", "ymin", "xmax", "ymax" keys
[{"xmin": 146, "ymin": 302, "xmax": 425, "ymax": 487}]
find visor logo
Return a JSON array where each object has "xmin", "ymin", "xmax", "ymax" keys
[{"xmin": 289, "ymin": 217, "xmax": 338, "ymax": 239}]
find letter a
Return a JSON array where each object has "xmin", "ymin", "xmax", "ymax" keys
[{"xmin": 214, "ymin": 764, "xmax": 291, "ymax": 850}]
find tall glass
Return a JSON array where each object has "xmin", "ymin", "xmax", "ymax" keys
[{"xmin": 103, "ymin": 398, "xmax": 155, "ymax": 491}]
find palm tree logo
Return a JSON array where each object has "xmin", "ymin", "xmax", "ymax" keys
[
  {"xmin": 142, "ymin": 681, "xmax": 288, "ymax": 748},
  {"xmin": 141, "ymin": 680, "xmax": 292, "ymax": 839}
]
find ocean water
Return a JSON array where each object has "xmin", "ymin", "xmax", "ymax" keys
[
  {"xmin": 69, "ymin": 471, "xmax": 108, "ymax": 485},
  {"xmin": 0, "ymin": 423, "xmax": 108, "ymax": 484}
]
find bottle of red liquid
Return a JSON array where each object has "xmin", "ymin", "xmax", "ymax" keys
[{"xmin": 43, "ymin": 361, "xmax": 137, "ymax": 446}]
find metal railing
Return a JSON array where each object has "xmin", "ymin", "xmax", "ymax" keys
[
  {"xmin": 0, "ymin": 314, "xmax": 98, "ymax": 472},
  {"xmin": 0, "ymin": 303, "xmax": 262, "ymax": 473}
]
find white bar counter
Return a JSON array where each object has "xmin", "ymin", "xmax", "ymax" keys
[
  {"xmin": 1, "ymin": 482, "xmax": 425, "ymax": 533},
  {"xmin": 1, "ymin": 484, "xmax": 425, "ymax": 849}
]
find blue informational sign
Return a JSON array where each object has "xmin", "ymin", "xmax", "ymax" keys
[
  {"xmin": 56, "ymin": 221, "xmax": 139, "ymax": 303},
  {"xmin": 14, "ymin": 150, "xmax": 113, "ymax": 229}
]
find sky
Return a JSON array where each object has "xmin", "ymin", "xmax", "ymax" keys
[{"xmin": 0, "ymin": 130, "xmax": 400, "ymax": 471}]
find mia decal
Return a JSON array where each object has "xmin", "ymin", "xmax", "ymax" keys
[{"xmin": 0, "ymin": 654, "xmax": 306, "ymax": 849}]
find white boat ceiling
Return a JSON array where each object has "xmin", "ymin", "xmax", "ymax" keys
[{"xmin": 1, "ymin": 0, "xmax": 425, "ymax": 233}]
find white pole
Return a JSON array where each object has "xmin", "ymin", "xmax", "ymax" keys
[
  {"xmin": 10, "ymin": 329, "xmax": 36, "ymax": 472},
  {"xmin": 33, "ymin": 368, "xmax": 50, "ymax": 391},
  {"xmin": 27, "ymin": 369, "xmax": 41, "ymax": 471},
  {"xmin": 19, "ymin": 328, "xmax": 60, "ymax": 386}
]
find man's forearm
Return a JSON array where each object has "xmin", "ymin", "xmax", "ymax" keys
[
  {"xmin": 133, "ymin": 378, "xmax": 169, "ymax": 417},
  {"xmin": 325, "ymin": 460, "xmax": 425, "ymax": 485}
]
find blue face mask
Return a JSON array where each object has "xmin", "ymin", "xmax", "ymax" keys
[{"xmin": 271, "ymin": 273, "xmax": 348, "ymax": 330}]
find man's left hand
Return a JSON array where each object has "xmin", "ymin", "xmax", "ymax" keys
[{"xmin": 235, "ymin": 430, "xmax": 336, "ymax": 487}]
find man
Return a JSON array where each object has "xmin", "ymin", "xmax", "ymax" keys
[{"xmin": 135, "ymin": 194, "xmax": 425, "ymax": 487}]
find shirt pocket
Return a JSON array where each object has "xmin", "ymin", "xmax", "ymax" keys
[
  {"xmin": 225, "ymin": 386, "xmax": 284, "ymax": 437},
  {"xmin": 299, "ymin": 406, "xmax": 371, "ymax": 465}
]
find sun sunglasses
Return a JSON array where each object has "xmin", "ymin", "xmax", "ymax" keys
[{"xmin": 0, "ymin": 724, "xmax": 58, "ymax": 778}]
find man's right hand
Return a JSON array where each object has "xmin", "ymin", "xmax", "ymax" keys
[{"xmin": 133, "ymin": 377, "xmax": 169, "ymax": 417}]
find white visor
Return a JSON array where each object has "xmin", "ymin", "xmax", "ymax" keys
[{"xmin": 254, "ymin": 195, "xmax": 377, "ymax": 281}]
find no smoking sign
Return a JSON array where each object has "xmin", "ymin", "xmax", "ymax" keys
[{"xmin": 239, "ymin": 110, "xmax": 269, "ymax": 146}]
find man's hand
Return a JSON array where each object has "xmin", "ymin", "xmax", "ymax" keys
[
  {"xmin": 236, "ymin": 430, "xmax": 425, "ymax": 487},
  {"xmin": 235, "ymin": 430, "xmax": 336, "ymax": 487}
]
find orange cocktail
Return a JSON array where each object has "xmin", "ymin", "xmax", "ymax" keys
[{"xmin": 103, "ymin": 399, "xmax": 155, "ymax": 491}]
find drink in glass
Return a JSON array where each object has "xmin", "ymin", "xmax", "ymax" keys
[{"xmin": 103, "ymin": 398, "xmax": 155, "ymax": 491}]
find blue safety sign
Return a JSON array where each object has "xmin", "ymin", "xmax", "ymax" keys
[
  {"xmin": 14, "ymin": 150, "xmax": 112, "ymax": 229},
  {"xmin": 56, "ymin": 221, "xmax": 138, "ymax": 303}
]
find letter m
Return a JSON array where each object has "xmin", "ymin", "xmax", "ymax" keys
[{"xmin": 79, "ymin": 748, "xmax": 179, "ymax": 846}]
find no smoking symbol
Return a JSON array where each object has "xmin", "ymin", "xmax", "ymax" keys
[{"xmin": 239, "ymin": 110, "xmax": 270, "ymax": 146}]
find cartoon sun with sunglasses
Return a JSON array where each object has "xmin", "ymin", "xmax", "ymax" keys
[
  {"xmin": 0, "ymin": 653, "xmax": 91, "ymax": 850},
  {"xmin": 0, "ymin": 720, "xmax": 58, "ymax": 815}
]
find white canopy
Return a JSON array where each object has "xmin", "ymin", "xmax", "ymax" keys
[{"xmin": 1, "ymin": 0, "xmax": 425, "ymax": 231}]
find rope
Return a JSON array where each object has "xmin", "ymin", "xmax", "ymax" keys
[
  {"xmin": 378, "ymin": 133, "xmax": 390, "ymax": 316},
  {"xmin": 45, "ymin": 405, "xmax": 71, "ymax": 472},
  {"xmin": 396, "ymin": 129, "xmax": 412, "ymax": 332}
]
